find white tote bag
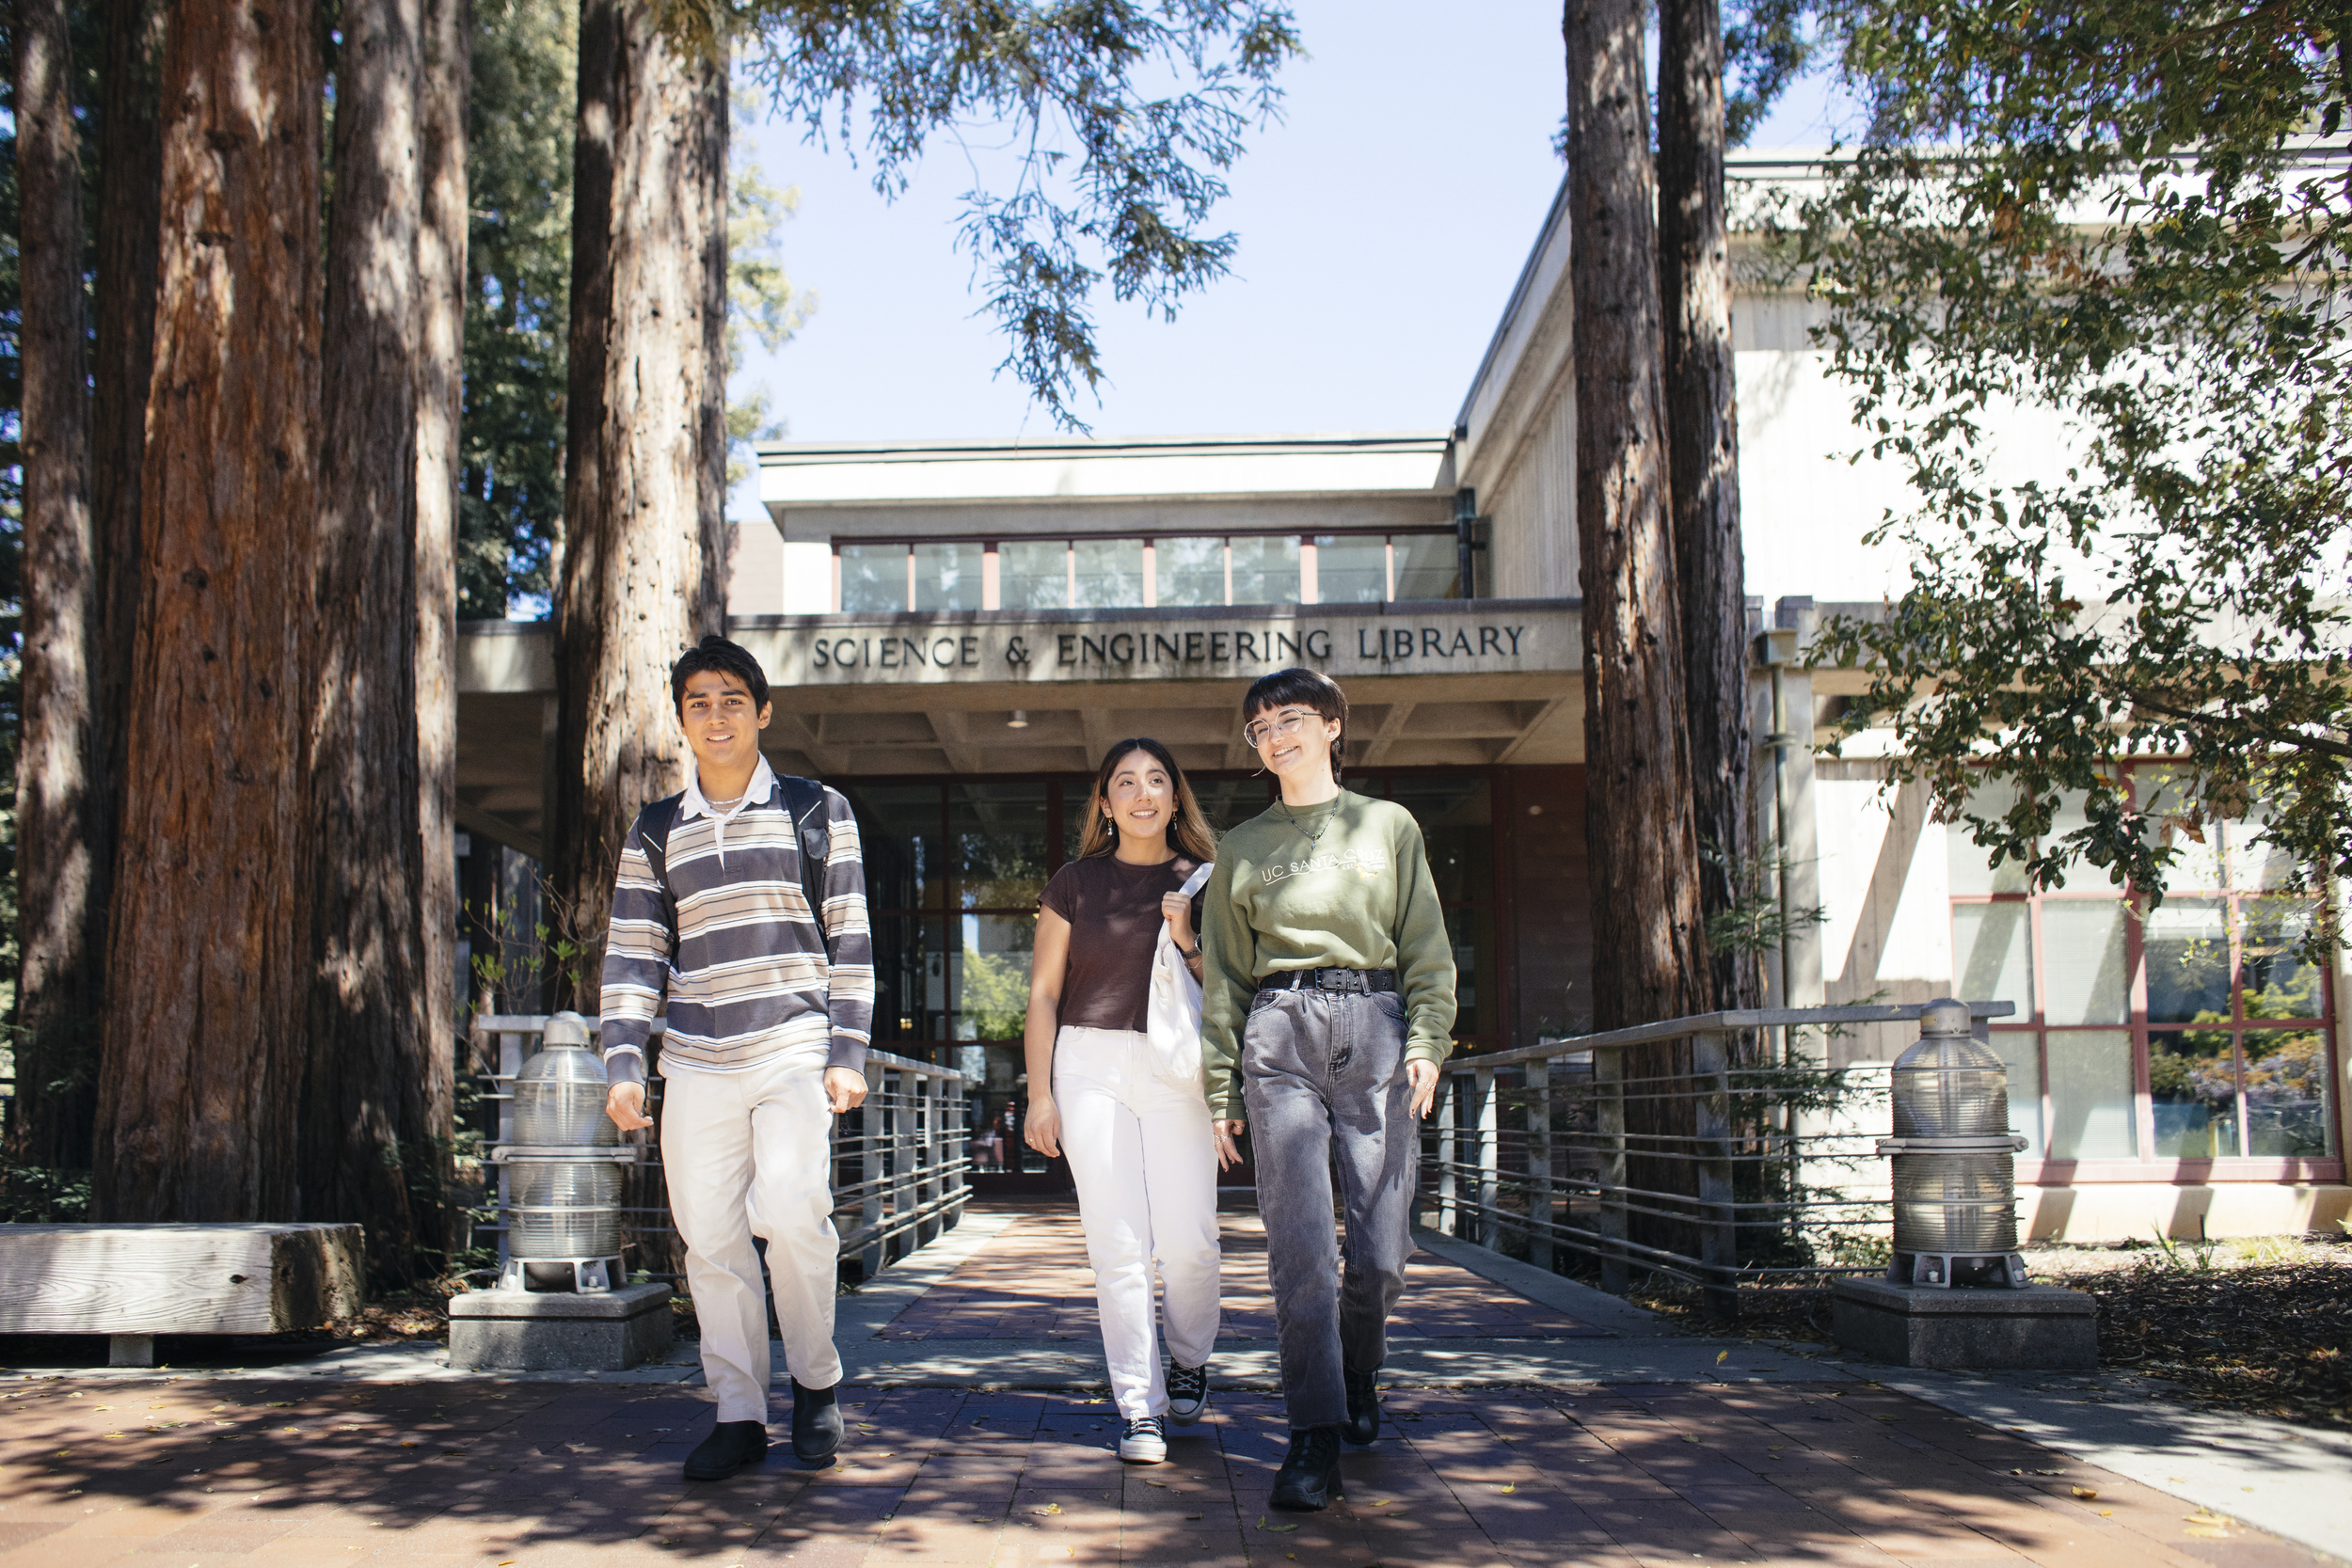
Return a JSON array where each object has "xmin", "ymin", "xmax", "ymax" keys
[{"xmin": 1145, "ymin": 862, "xmax": 1216, "ymax": 1085}]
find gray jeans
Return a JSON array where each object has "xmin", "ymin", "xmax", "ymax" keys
[{"xmin": 1241, "ymin": 984, "xmax": 1417, "ymax": 1430}]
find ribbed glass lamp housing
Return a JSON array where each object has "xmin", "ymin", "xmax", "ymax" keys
[
  {"xmin": 1891, "ymin": 1152, "xmax": 2020, "ymax": 1252},
  {"xmin": 505, "ymin": 1011, "xmax": 624, "ymax": 1262},
  {"xmin": 1890, "ymin": 1012, "xmax": 2010, "ymax": 1139}
]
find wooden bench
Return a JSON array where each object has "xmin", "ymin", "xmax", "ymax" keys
[{"xmin": 0, "ymin": 1223, "xmax": 363, "ymax": 1366}]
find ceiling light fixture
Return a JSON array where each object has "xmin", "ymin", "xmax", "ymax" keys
[{"xmin": 1006, "ymin": 710, "xmax": 1029, "ymax": 729}]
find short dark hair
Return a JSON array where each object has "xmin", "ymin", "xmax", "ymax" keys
[
  {"xmin": 1242, "ymin": 667, "xmax": 1349, "ymax": 782},
  {"xmin": 671, "ymin": 635, "xmax": 770, "ymax": 714}
]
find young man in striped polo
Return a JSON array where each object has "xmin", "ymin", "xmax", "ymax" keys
[{"xmin": 601, "ymin": 635, "xmax": 875, "ymax": 1481}]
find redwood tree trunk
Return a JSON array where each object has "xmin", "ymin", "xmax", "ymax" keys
[
  {"xmin": 302, "ymin": 0, "xmax": 432, "ymax": 1280},
  {"xmin": 409, "ymin": 0, "xmax": 469, "ymax": 1259},
  {"xmin": 551, "ymin": 0, "xmax": 729, "ymax": 1002},
  {"xmin": 93, "ymin": 0, "xmax": 321, "ymax": 1220},
  {"xmin": 1565, "ymin": 0, "xmax": 1709, "ymax": 1252},
  {"xmin": 1660, "ymin": 0, "xmax": 1756, "ymax": 1015},
  {"xmin": 11, "ymin": 0, "xmax": 99, "ymax": 1173}
]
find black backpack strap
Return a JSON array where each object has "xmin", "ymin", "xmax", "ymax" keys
[
  {"xmin": 779, "ymin": 774, "xmax": 834, "ymax": 962},
  {"xmin": 630, "ymin": 793, "xmax": 687, "ymax": 949}
]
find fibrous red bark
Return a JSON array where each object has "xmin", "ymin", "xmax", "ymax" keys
[
  {"xmin": 94, "ymin": 0, "xmax": 322, "ymax": 1220},
  {"xmin": 303, "ymin": 0, "xmax": 436, "ymax": 1279},
  {"xmin": 1660, "ymin": 0, "xmax": 1756, "ymax": 1014},
  {"xmin": 551, "ymin": 0, "xmax": 729, "ymax": 999},
  {"xmin": 11, "ymin": 0, "xmax": 99, "ymax": 1173}
]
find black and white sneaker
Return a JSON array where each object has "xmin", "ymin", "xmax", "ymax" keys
[
  {"xmin": 1166, "ymin": 1360, "xmax": 1211, "ymax": 1426},
  {"xmin": 1118, "ymin": 1415, "xmax": 1168, "ymax": 1464}
]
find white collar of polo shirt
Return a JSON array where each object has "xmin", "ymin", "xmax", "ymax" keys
[{"xmin": 682, "ymin": 753, "xmax": 778, "ymax": 869}]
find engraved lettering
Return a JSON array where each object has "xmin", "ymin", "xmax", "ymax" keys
[
  {"xmin": 1479, "ymin": 626, "xmax": 1502, "ymax": 656},
  {"xmin": 1451, "ymin": 629, "xmax": 1474, "ymax": 657},
  {"xmin": 1422, "ymin": 626, "xmax": 1444, "ymax": 657},
  {"xmin": 1058, "ymin": 634, "xmax": 1078, "ymax": 665},
  {"xmin": 1110, "ymin": 632, "xmax": 1134, "ymax": 662},
  {"xmin": 1211, "ymin": 632, "xmax": 1230, "ymax": 661},
  {"xmin": 1185, "ymin": 631, "xmax": 1204, "ymax": 662},
  {"xmin": 1505, "ymin": 625, "xmax": 1524, "ymax": 654},
  {"xmin": 1305, "ymin": 628, "xmax": 1332, "ymax": 660}
]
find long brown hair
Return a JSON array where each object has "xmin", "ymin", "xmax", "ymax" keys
[{"xmin": 1077, "ymin": 737, "xmax": 1219, "ymax": 862}]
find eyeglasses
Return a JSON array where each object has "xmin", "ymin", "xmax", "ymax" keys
[{"xmin": 1243, "ymin": 710, "xmax": 1319, "ymax": 749}]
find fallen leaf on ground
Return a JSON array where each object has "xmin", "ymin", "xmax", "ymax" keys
[
  {"xmin": 1498, "ymin": 1482, "xmax": 1516, "ymax": 1493},
  {"xmin": 2186, "ymin": 1526, "xmax": 2233, "ymax": 1540},
  {"xmin": 1033, "ymin": 1504, "xmax": 1061, "ymax": 1515},
  {"xmin": 1716, "ymin": 1352, "xmax": 1729, "ymax": 1364},
  {"xmin": 2071, "ymin": 1487, "xmax": 2099, "ymax": 1500}
]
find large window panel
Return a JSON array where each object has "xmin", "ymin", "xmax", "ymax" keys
[
  {"xmin": 838, "ymin": 543, "xmax": 907, "ymax": 612},
  {"xmin": 951, "ymin": 782, "xmax": 1051, "ymax": 910},
  {"xmin": 1951, "ymin": 902, "xmax": 2032, "ymax": 1019},
  {"xmin": 2240, "ymin": 899, "xmax": 2324, "ymax": 1020},
  {"xmin": 1392, "ymin": 532, "xmax": 1460, "ymax": 600},
  {"xmin": 1315, "ymin": 534, "xmax": 1386, "ymax": 604},
  {"xmin": 952, "ymin": 913, "xmax": 1035, "ymax": 1041},
  {"xmin": 1386, "ymin": 776, "xmax": 1492, "ymax": 905},
  {"xmin": 2144, "ymin": 899, "xmax": 2233, "ymax": 1022},
  {"xmin": 2045, "ymin": 1030, "xmax": 2138, "ymax": 1158},
  {"xmin": 839, "ymin": 783, "xmax": 946, "ymax": 911},
  {"xmin": 1155, "ymin": 536, "xmax": 1226, "ymax": 607},
  {"xmin": 1987, "ymin": 1032, "xmax": 2045, "ymax": 1156},
  {"xmin": 1945, "ymin": 779, "xmax": 2029, "ymax": 895},
  {"xmin": 866, "ymin": 915, "xmax": 946, "ymax": 1048},
  {"xmin": 2243, "ymin": 1029, "xmax": 2332, "ymax": 1156},
  {"xmin": 1000, "ymin": 539, "xmax": 1068, "ymax": 610},
  {"xmin": 2151, "ymin": 1028, "xmax": 2239, "ymax": 1157},
  {"xmin": 2041, "ymin": 899, "xmax": 2129, "ymax": 1024},
  {"xmin": 1073, "ymin": 538, "xmax": 1144, "ymax": 609},
  {"xmin": 914, "ymin": 542, "xmax": 983, "ymax": 611},
  {"xmin": 1231, "ymin": 534, "xmax": 1300, "ymax": 605}
]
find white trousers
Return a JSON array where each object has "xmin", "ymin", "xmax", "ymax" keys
[
  {"xmin": 1053, "ymin": 1025, "xmax": 1223, "ymax": 1421},
  {"xmin": 660, "ymin": 1046, "xmax": 844, "ymax": 1423}
]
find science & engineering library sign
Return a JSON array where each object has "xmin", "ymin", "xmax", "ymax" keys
[{"xmin": 734, "ymin": 603, "xmax": 1579, "ymax": 688}]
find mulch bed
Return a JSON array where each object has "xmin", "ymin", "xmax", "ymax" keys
[
  {"xmin": 1616, "ymin": 1241, "xmax": 2352, "ymax": 1431},
  {"xmin": 2078, "ymin": 1252, "xmax": 2352, "ymax": 1430}
]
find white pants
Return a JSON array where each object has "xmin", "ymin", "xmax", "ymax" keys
[
  {"xmin": 1053, "ymin": 1025, "xmax": 1223, "ymax": 1421},
  {"xmin": 660, "ymin": 1046, "xmax": 844, "ymax": 1422}
]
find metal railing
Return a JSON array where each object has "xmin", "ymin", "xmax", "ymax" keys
[
  {"xmin": 469, "ymin": 1015, "xmax": 975, "ymax": 1283},
  {"xmin": 1424, "ymin": 1001, "xmax": 2011, "ymax": 1316}
]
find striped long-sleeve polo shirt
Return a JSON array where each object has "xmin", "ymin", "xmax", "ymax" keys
[{"xmin": 598, "ymin": 757, "xmax": 875, "ymax": 1085}]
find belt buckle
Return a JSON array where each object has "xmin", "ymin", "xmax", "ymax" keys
[{"xmin": 1317, "ymin": 968, "xmax": 1356, "ymax": 993}]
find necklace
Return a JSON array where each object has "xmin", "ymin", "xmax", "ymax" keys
[
  {"xmin": 1278, "ymin": 797, "xmax": 1337, "ymax": 853},
  {"xmin": 705, "ymin": 792, "xmax": 746, "ymax": 814}
]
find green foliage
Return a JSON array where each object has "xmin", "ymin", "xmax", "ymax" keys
[
  {"xmin": 1699, "ymin": 836, "xmax": 1829, "ymax": 958},
  {"xmin": 956, "ymin": 944, "xmax": 1028, "ymax": 1040},
  {"xmin": 0, "ymin": 1155, "xmax": 89, "ymax": 1222},
  {"xmin": 716, "ymin": 0, "xmax": 1301, "ymax": 430},
  {"xmin": 1792, "ymin": 0, "xmax": 2352, "ymax": 933},
  {"xmin": 1724, "ymin": 0, "xmax": 1818, "ymax": 146},
  {"xmin": 462, "ymin": 0, "xmax": 578, "ymax": 619}
]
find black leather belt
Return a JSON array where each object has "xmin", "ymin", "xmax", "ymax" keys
[{"xmin": 1258, "ymin": 967, "xmax": 1398, "ymax": 994}]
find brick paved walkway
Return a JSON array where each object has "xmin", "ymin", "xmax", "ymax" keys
[
  {"xmin": 877, "ymin": 1211, "xmax": 1610, "ymax": 1342},
  {"xmin": 0, "ymin": 1203, "xmax": 2337, "ymax": 1566},
  {"xmin": 1, "ymin": 1375, "xmax": 2323, "ymax": 1566}
]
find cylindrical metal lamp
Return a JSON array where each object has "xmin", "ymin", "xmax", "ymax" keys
[
  {"xmin": 1877, "ymin": 998, "xmax": 2030, "ymax": 1289},
  {"xmin": 494, "ymin": 1011, "xmax": 635, "ymax": 1292}
]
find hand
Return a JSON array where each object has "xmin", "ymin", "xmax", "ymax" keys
[
  {"xmin": 605, "ymin": 1081, "xmax": 653, "ymax": 1132},
  {"xmin": 1025, "ymin": 1097, "xmax": 1063, "ymax": 1160},
  {"xmin": 1406, "ymin": 1059, "xmax": 1439, "ymax": 1120},
  {"xmin": 1160, "ymin": 890, "xmax": 1196, "ymax": 952},
  {"xmin": 824, "ymin": 1069, "xmax": 867, "ymax": 1114},
  {"xmin": 1212, "ymin": 1118, "xmax": 1245, "ymax": 1171}
]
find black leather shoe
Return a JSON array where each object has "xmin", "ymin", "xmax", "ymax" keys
[
  {"xmin": 1343, "ymin": 1368, "xmax": 1380, "ymax": 1446},
  {"xmin": 1270, "ymin": 1425, "xmax": 1344, "ymax": 1512},
  {"xmin": 682, "ymin": 1419, "xmax": 768, "ymax": 1481},
  {"xmin": 791, "ymin": 1377, "xmax": 844, "ymax": 1462}
]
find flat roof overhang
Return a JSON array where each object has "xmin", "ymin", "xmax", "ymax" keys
[{"xmin": 456, "ymin": 600, "xmax": 1584, "ymax": 854}]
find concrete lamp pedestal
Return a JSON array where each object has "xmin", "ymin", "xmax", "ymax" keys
[
  {"xmin": 447, "ymin": 1281, "xmax": 675, "ymax": 1372},
  {"xmin": 1832, "ymin": 1275, "xmax": 2097, "ymax": 1370}
]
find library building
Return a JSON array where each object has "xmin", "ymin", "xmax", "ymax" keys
[{"xmin": 452, "ymin": 166, "xmax": 2349, "ymax": 1238}]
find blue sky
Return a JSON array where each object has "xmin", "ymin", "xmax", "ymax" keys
[{"xmin": 726, "ymin": 1, "xmax": 1860, "ymax": 517}]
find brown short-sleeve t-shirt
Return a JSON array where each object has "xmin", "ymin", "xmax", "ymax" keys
[{"xmin": 1038, "ymin": 853, "xmax": 1205, "ymax": 1034}]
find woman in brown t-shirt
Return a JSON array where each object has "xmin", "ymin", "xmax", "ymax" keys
[{"xmin": 1025, "ymin": 737, "xmax": 1231, "ymax": 1465}]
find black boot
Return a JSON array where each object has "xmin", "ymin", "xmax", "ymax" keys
[
  {"xmin": 682, "ymin": 1419, "xmax": 768, "ymax": 1481},
  {"xmin": 1343, "ymin": 1368, "xmax": 1381, "ymax": 1446},
  {"xmin": 790, "ymin": 1377, "xmax": 844, "ymax": 1462},
  {"xmin": 1269, "ymin": 1425, "xmax": 1344, "ymax": 1512}
]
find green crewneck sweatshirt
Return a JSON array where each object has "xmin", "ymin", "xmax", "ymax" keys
[{"xmin": 1199, "ymin": 789, "xmax": 1458, "ymax": 1120}]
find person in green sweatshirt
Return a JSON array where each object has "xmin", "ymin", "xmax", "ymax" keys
[{"xmin": 1199, "ymin": 666, "xmax": 1456, "ymax": 1512}]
